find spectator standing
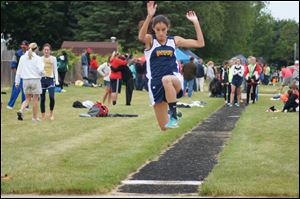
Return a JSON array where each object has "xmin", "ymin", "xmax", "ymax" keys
[
  {"xmin": 229, "ymin": 59, "xmax": 244, "ymax": 107},
  {"xmin": 292, "ymin": 60, "xmax": 299, "ymax": 88},
  {"xmin": 263, "ymin": 64, "xmax": 271, "ymax": 85},
  {"xmin": 195, "ymin": 58, "xmax": 205, "ymax": 92},
  {"xmin": 81, "ymin": 48, "xmax": 91, "ymax": 81},
  {"xmin": 129, "ymin": 60, "xmax": 137, "ymax": 90},
  {"xmin": 206, "ymin": 61, "xmax": 215, "ymax": 82},
  {"xmin": 15, "ymin": 43, "xmax": 44, "ymax": 121},
  {"xmin": 7, "ymin": 40, "xmax": 29, "ymax": 110},
  {"xmin": 221, "ymin": 61, "xmax": 229, "ymax": 104},
  {"xmin": 40, "ymin": 43, "xmax": 59, "ymax": 121},
  {"xmin": 182, "ymin": 57, "xmax": 197, "ymax": 97},
  {"xmin": 279, "ymin": 65, "xmax": 293, "ymax": 93},
  {"xmin": 98, "ymin": 57, "xmax": 112, "ymax": 105},
  {"xmin": 57, "ymin": 51, "xmax": 68, "ymax": 91},
  {"xmin": 90, "ymin": 55, "xmax": 99, "ymax": 85},
  {"xmin": 245, "ymin": 56, "xmax": 261, "ymax": 105},
  {"xmin": 110, "ymin": 52, "xmax": 128, "ymax": 105}
]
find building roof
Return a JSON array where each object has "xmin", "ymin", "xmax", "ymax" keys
[{"xmin": 61, "ymin": 41, "xmax": 117, "ymax": 56}]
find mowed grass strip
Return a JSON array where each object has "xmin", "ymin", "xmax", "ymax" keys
[
  {"xmin": 1, "ymin": 85, "xmax": 223, "ymax": 194},
  {"xmin": 199, "ymin": 96, "xmax": 299, "ymax": 197}
]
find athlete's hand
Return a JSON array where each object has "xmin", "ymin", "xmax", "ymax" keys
[
  {"xmin": 186, "ymin": 11, "xmax": 199, "ymax": 23},
  {"xmin": 147, "ymin": 1, "xmax": 157, "ymax": 17}
]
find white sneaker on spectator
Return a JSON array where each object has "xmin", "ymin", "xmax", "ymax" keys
[
  {"xmin": 61, "ymin": 89, "xmax": 67, "ymax": 93},
  {"xmin": 32, "ymin": 118, "xmax": 41, "ymax": 122},
  {"xmin": 6, "ymin": 106, "xmax": 13, "ymax": 110}
]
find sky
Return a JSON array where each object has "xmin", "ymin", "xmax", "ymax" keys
[{"xmin": 266, "ymin": 1, "xmax": 299, "ymax": 22}]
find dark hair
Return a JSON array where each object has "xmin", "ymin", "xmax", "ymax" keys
[
  {"xmin": 223, "ymin": 61, "xmax": 229, "ymax": 65},
  {"xmin": 190, "ymin": 57, "xmax": 194, "ymax": 62},
  {"xmin": 92, "ymin": 55, "xmax": 97, "ymax": 59},
  {"xmin": 119, "ymin": 55, "xmax": 126, "ymax": 60},
  {"xmin": 152, "ymin": 15, "xmax": 170, "ymax": 28},
  {"xmin": 62, "ymin": 51, "xmax": 68, "ymax": 62},
  {"xmin": 43, "ymin": 43, "xmax": 51, "ymax": 50}
]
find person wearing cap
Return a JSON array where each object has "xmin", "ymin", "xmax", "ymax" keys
[
  {"xmin": 7, "ymin": 40, "xmax": 29, "ymax": 109},
  {"xmin": 81, "ymin": 48, "xmax": 91, "ymax": 81}
]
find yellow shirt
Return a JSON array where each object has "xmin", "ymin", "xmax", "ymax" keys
[
  {"xmin": 43, "ymin": 57, "xmax": 53, "ymax": 77},
  {"xmin": 41, "ymin": 56, "xmax": 59, "ymax": 85}
]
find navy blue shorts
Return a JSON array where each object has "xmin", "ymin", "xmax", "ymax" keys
[
  {"xmin": 148, "ymin": 79, "xmax": 183, "ymax": 105},
  {"xmin": 41, "ymin": 77, "xmax": 55, "ymax": 89},
  {"xmin": 231, "ymin": 76, "xmax": 243, "ymax": 88}
]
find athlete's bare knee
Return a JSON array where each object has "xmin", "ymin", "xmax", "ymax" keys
[{"xmin": 162, "ymin": 76, "xmax": 171, "ymax": 85}]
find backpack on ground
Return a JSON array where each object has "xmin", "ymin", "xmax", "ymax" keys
[{"xmin": 87, "ymin": 102, "xmax": 109, "ymax": 117}]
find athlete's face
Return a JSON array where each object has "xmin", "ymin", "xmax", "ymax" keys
[
  {"xmin": 43, "ymin": 46, "xmax": 51, "ymax": 57},
  {"xmin": 153, "ymin": 22, "xmax": 168, "ymax": 42}
]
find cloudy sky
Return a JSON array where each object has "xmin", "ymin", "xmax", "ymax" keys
[{"xmin": 266, "ymin": 1, "xmax": 299, "ymax": 22}]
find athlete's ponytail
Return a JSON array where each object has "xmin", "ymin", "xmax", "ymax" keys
[{"xmin": 28, "ymin": 43, "xmax": 38, "ymax": 60}]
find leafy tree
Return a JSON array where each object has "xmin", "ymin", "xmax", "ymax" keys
[
  {"xmin": 1, "ymin": 1, "xmax": 75, "ymax": 49},
  {"xmin": 1, "ymin": 1, "xmax": 298, "ymax": 65}
]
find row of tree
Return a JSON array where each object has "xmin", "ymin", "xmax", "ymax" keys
[{"xmin": 1, "ymin": 1, "xmax": 299, "ymax": 66}]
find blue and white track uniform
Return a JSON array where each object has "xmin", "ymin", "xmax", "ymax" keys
[{"xmin": 145, "ymin": 35, "xmax": 183, "ymax": 105}]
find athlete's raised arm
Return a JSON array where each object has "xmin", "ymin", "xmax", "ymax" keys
[
  {"xmin": 138, "ymin": 1, "xmax": 157, "ymax": 48},
  {"xmin": 175, "ymin": 11, "xmax": 205, "ymax": 48}
]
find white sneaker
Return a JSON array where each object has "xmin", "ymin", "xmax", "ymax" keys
[
  {"xmin": 25, "ymin": 108, "xmax": 30, "ymax": 111},
  {"xmin": 61, "ymin": 89, "xmax": 67, "ymax": 93},
  {"xmin": 6, "ymin": 106, "xmax": 13, "ymax": 110}
]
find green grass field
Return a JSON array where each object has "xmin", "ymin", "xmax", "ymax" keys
[
  {"xmin": 1, "ymin": 84, "xmax": 298, "ymax": 196},
  {"xmin": 1, "ymin": 85, "xmax": 223, "ymax": 194},
  {"xmin": 258, "ymin": 83, "xmax": 289, "ymax": 94},
  {"xmin": 200, "ymin": 95, "xmax": 299, "ymax": 197}
]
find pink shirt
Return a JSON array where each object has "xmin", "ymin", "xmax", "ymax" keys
[
  {"xmin": 289, "ymin": 67, "xmax": 295, "ymax": 74},
  {"xmin": 281, "ymin": 68, "xmax": 292, "ymax": 78}
]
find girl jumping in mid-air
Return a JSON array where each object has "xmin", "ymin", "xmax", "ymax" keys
[{"xmin": 138, "ymin": 1, "xmax": 205, "ymax": 131}]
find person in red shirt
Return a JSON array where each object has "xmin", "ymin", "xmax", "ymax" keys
[
  {"xmin": 89, "ymin": 55, "xmax": 99, "ymax": 84},
  {"xmin": 110, "ymin": 51, "xmax": 128, "ymax": 105},
  {"xmin": 279, "ymin": 66, "xmax": 293, "ymax": 93}
]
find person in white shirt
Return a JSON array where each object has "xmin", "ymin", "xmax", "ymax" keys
[
  {"xmin": 40, "ymin": 43, "xmax": 59, "ymax": 121},
  {"xmin": 15, "ymin": 42, "xmax": 44, "ymax": 121},
  {"xmin": 229, "ymin": 58, "xmax": 245, "ymax": 107},
  {"xmin": 206, "ymin": 61, "xmax": 215, "ymax": 82},
  {"xmin": 98, "ymin": 57, "xmax": 112, "ymax": 105}
]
